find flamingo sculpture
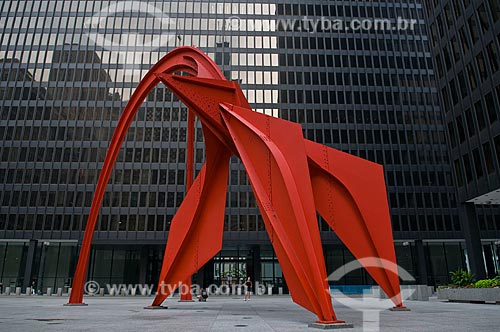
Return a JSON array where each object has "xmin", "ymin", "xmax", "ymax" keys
[{"xmin": 67, "ymin": 46, "xmax": 405, "ymax": 326}]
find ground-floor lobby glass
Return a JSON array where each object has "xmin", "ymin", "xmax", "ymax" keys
[{"xmin": 0, "ymin": 240, "xmax": 498, "ymax": 294}]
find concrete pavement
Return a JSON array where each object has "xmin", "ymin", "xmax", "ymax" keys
[{"xmin": 0, "ymin": 295, "xmax": 499, "ymax": 331}]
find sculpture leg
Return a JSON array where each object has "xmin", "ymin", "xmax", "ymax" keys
[
  {"xmin": 67, "ymin": 47, "xmax": 226, "ymax": 305},
  {"xmin": 220, "ymin": 103, "xmax": 339, "ymax": 323},
  {"xmin": 179, "ymin": 109, "xmax": 196, "ymax": 302},
  {"xmin": 68, "ymin": 75, "xmax": 160, "ymax": 304},
  {"xmin": 151, "ymin": 129, "xmax": 231, "ymax": 306},
  {"xmin": 306, "ymin": 140, "xmax": 403, "ymax": 307}
]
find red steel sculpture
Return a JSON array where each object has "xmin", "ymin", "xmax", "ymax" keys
[{"xmin": 67, "ymin": 46, "xmax": 405, "ymax": 324}]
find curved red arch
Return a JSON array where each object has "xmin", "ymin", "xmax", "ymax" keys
[{"xmin": 68, "ymin": 47, "xmax": 226, "ymax": 305}]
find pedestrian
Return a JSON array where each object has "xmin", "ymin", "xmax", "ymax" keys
[
  {"xmin": 31, "ymin": 280, "xmax": 36, "ymax": 295},
  {"xmin": 226, "ymin": 273, "xmax": 233, "ymax": 294},
  {"xmin": 244, "ymin": 277, "xmax": 252, "ymax": 301},
  {"xmin": 196, "ymin": 288, "xmax": 208, "ymax": 302}
]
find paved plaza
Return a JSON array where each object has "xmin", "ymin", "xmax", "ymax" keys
[{"xmin": 0, "ymin": 295, "xmax": 499, "ymax": 331}]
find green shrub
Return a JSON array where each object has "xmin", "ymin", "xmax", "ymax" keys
[
  {"xmin": 450, "ymin": 268, "xmax": 475, "ymax": 288},
  {"xmin": 474, "ymin": 279, "xmax": 499, "ymax": 288}
]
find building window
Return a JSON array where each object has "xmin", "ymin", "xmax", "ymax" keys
[
  {"xmin": 468, "ymin": 16, "xmax": 480, "ymax": 44},
  {"xmin": 488, "ymin": 0, "xmax": 500, "ymax": 22},
  {"xmin": 466, "ymin": 63, "xmax": 478, "ymax": 90},
  {"xmin": 452, "ymin": 0, "xmax": 462, "ymax": 17},
  {"xmin": 476, "ymin": 52, "xmax": 488, "ymax": 82},
  {"xmin": 463, "ymin": 154, "xmax": 473, "ymax": 183},
  {"xmin": 472, "ymin": 148, "xmax": 484, "ymax": 178},
  {"xmin": 451, "ymin": 37, "xmax": 461, "ymax": 63},
  {"xmin": 485, "ymin": 92, "xmax": 498, "ymax": 124},
  {"xmin": 483, "ymin": 141, "xmax": 495, "ymax": 174},
  {"xmin": 448, "ymin": 122, "xmax": 457, "ymax": 147},
  {"xmin": 465, "ymin": 108, "xmax": 476, "ymax": 137},
  {"xmin": 475, "ymin": 100, "xmax": 487, "ymax": 130},
  {"xmin": 459, "ymin": 28, "xmax": 470, "ymax": 53},
  {"xmin": 457, "ymin": 71, "xmax": 468, "ymax": 98},
  {"xmin": 486, "ymin": 41, "xmax": 500, "ymax": 74},
  {"xmin": 495, "ymin": 135, "xmax": 500, "ymax": 168},
  {"xmin": 477, "ymin": 4, "xmax": 490, "ymax": 32},
  {"xmin": 456, "ymin": 115, "xmax": 466, "ymax": 143},
  {"xmin": 444, "ymin": 4, "xmax": 453, "ymax": 28}
]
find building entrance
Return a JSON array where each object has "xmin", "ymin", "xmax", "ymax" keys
[{"xmin": 213, "ymin": 246, "xmax": 251, "ymax": 286}]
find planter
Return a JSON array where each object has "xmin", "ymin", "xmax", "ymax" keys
[{"xmin": 437, "ymin": 287, "xmax": 500, "ymax": 303}]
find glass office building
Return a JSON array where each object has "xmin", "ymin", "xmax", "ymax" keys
[
  {"xmin": 425, "ymin": 0, "xmax": 500, "ymax": 279},
  {"xmin": 0, "ymin": 0, "xmax": 495, "ymax": 293}
]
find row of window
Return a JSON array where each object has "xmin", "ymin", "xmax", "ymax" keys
[
  {"xmin": 441, "ymin": 53, "xmax": 500, "ymax": 113},
  {"xmin": 391, "ymin": 213, "xmax": 461, "ymax": 232},
  {"xmin": 279, "ymin": 36, "xmax": 430, "ymax": 53},
  {"xmin": 435, "ymin": 31, "xmax": 500, "ymax": 80},
  {"xmin": 0, "ymin": 1, "xmax": 422, "ymax": 19},
  {"xmin": 389, "ymin": 192, "xmax": 454, "ymax": 209},
  {"xmin": 0, "ymin": 190, "xmax": 187, "ymax": 209},
  {"xmin": 448, "ymin": 86, "xmax": 500, "ymax": 148},
  {"xmin": 282, "ymin": 109, "xmax": 441, "ymax": 126},
  {"xmin": 0, "ymin": 213, "xmax": 263, "ymax": 233},
  {"xmin": 0, "ymin": 212, "xmax": 473, "ymax": 233},
  {"xmin": 0, "ymin": 211, "xmax": 475, "ymax": 234},
  {"xmin": 454, "ymin": 135, "xmax": 500, "ymax": 187},
  {"xmin": 302, "ymin": 129, "xmax": 447, "ymax": 151},
  {"xmin": 279, "ymin": 52, "xmax": 433, "ymax": 71},
  {"xmin": 0, "ymin": 124, "xmax": 196, "ymax": 144},
  {"xmin": 0, "ymin": 213, "xmax": 173, "ymax": 232},
  {"xmin": 0, "ymin": 181, "xmax": 457, "ymax": 210},
  {"xmin": 0, "ymin": 146, "xmax": 188, "ymax": 164},
  {"xmin": 1, "ymin": 68, "xmax": 438, "ymax": 94},
  {"xmin": 0, "ymin": 104, "xmax": 188, "ymax": 122},
  {"xmin": 6, "ymin": 208, "xmax": 500, "ymax": 235},
  {"xmin": 279, "ymin": 71, "xmax": 436, "ymax": 89},
  {"xmin": 280, "ymin": 89, "xmax": 439, "ymax": 107},
  {"xmin": 277, "ymin": 3, "xmax": 423, "ymax": 20},
  {"xmin": 428, "ymin": 0, "xmax": 499, "ymax": 45},
  {"xmin": 0, "ymin": 137, "xmax": 448, "ymax": 169},
  {"xmin": 1, "ymin": 1, "xmax": 276, "ymax": 16},
  {"xmin": 0, "ymin": 126, "xmax": 446, "ymax": 158},
  {"xmin": 0, "ymin": 166, "xmax": 188, "ymax": 186},
  {"xmin": 0, "ymin": 149, "xmax": 451, "ymax": 185},
  {"xmin": 0, "ymin": 154, "xmax": 451, "ymax": 187},
  {"xmin": 477, "ymin": 207, "xmax": 500, "ymax": 231}
]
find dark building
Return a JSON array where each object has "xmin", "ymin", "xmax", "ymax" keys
[
  {"xmin": 273, "ymin": 1, "xmax": 480, "ymax": 287},
  {"xmin": 0, "ymin": 0, "xmax": 497, "ymax": 294},
  {"xmin": 425, "ymin": 0, "xmax": 500, "ymax": 279}
]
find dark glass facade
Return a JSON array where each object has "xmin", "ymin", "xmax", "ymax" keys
[
  {"xmin": 425, "ymin": 0, "xmax": 500, "ymax": 279},
  {"xmin": 0, "ymin": 0, "xmax": 496, "ymax": 293}
]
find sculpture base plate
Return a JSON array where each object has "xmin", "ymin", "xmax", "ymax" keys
[
  {"xmin": 390, "ymin": 306, "xmax": 411, "ymax": 311},
  {"xmin": 144, "ymin": 305, "xmax": 168, "ymax": 310},
  {"xmin": 308, "ymin": 321, "xmax": 354, "ymax": 330},
  {"xmin": 63, "ymin": 303, "xmax": 88, "ymax": 307},
  {"xmin": 178, "ymin": 300, "xmax": 195, "ymax": 302}
]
